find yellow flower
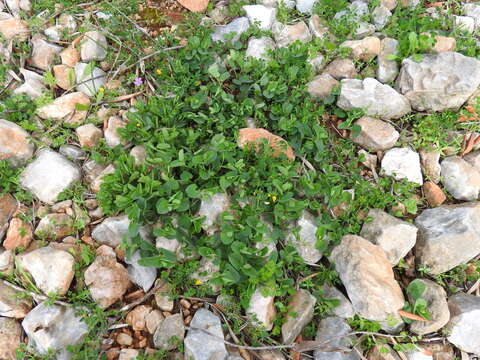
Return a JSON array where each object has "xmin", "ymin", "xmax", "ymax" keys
[
  {"xmin": 195, "ymin": 279, "xmax": 202, "ymax": 285},
  {"xmin": 136, "ymin": 123, "xmax": 141, "ymax": 127},
  {"xmin": 99, "ymin": 87, "xmax": 105, "ymax": 92},
  {"xmin": 156, "ymin": 69, "xmax": 162, "ymax": 75},
  {"xmin": 271, "ymin": 195, "xmax": 277, "ymax": 202}
]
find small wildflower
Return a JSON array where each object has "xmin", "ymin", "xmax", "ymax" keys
[
  {"xmin": 136, "ymin": 123, "xmax": 141, "ymax": 127},
  {"xmin": 195, "ymin": 279, "xmax": 202, "ymax": 286},
  {"xmin": 133, "ymin": 77, "xmax": 143, "ymax": 86},
  {"xmin": 99, "ymin": 87, "xmax": 105, "ymax": 92},
  {"xmin": 271, "ymin": 195, "xmax": 277, "ymax": 202},
  {"xmin": 156, "ymin": 69, "xmax": 162, "ymax": 75}
]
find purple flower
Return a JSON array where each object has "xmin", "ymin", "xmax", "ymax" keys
[{"xmin": 133, "ymin": 77, "xmax": 143, "ymax": 86}]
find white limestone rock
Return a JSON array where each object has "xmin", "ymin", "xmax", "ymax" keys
[
  {"xmin": 338, "ymin": 78, "xmax": 411, "ymax": 120},
  {"xmin": 243, "ymin": 5, "xmax": 276, "ymax": 30},
  {"xmin": 381, "ymin": 147, "xmax": 423, "ymax": 186},
  {"xmin": 20, "ymin": 148, "xmax": 81, "ymax": 204},
  {"xmin": 17, "ymin": 246, "xmax": 75, "ymax": 296},
  {"xmin": 415, "ymin": 202, "xmax": 480, "ymax": 275},
  {"xmin": 440, "ymin": 156, "xmax": 480, "ymax": 201},
  {"xmin": 396, "ymin": 52, "xmax": 480, "ymax": 112},
  {"xmin": 212, "ymin": 17, "xmax": 250, "ymax": 43},
  {"xmin": 246, "ymin": 37, "xmax": 276, "ymax": 60},
  {"xmin": 22, "ymin": 302, "xmax": 88, "ymax": 360},
  {"xmin": 446, "ymin": 293, "xmax": 480, "ymax": 355}
]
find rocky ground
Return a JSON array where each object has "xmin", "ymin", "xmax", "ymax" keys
[{"xmin": 1, "ymin": 0, "xmax": 480, "ymax": 359}]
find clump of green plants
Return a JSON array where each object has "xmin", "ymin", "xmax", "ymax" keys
[
  {"xmin": 402, "ymin": 279, "xmax": 431, "ymax": 323},
  {"xmin": 0, "ymin": 93, "xmax": 37, "ymax": 126}
]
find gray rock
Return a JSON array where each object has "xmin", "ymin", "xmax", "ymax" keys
[
  {"xmin": 351, "ymin": 117, "xmax": 399, "ymax": 152},
  {"xmin": 419, "ymin": 150, "xmax": 441, "ymax": 184},
  {"xmin": 22, "ymin": 302, "xmax": 88, "ymax": 360},
  {"xmin": 0, "ymin": 317, "xmax": 22, "ymax": 360},
  {"xmin": 75, "ymin": 62, "xmax": 106, "ymax": 97},
  {"xmin": 0, "ymin": 119, "xmax": 34, "ymax": 166},
  {"xmin": 212, "ymin": 17, "xmax": 250, "ymax": 43},
  {"xmin": 13, "ymin": 68, "xmax": 46, "ymax": 99},
  {"xmin": 119, "ymin": 349, "xmax": 139, "ymax": 360},
  {"xmin": 296, "ymin": 0, "xmax": 318, "ymax": 14},
  {"xmin": 0, "ymin": 248, "xmax": 14, "ymax": 275},
  {"xmin": 453, "ymin": 15, "xmax": 475, "ymax": 34},
  {"xmin": 190, "ymin": 257, "xmax": 221, "ymax": 293},
  {"xmin": 272, "ymin": 21, "xmax": 312, "ymax": 47},
  {"xmin": 308, "ymin": 54, "xmax": 325, "ymax": 72},
  {"xmin": 338, "ymin": 78, "xmax": 411, "ymax": 120},
  {"xmin": 20, "ymin": 148, "xmax": 81, "ymax": 204},
  {"xmin": 440, "ymin": 156, "xmax": 480, "ymax": 201},
  {"xmin": 381, "ymin": 147, "xmax": 423, "ymax": 185},
  {"xmin": 84, "ymin": 245, "xmax": 131, "ymax": 308},
  {"xmin": 353, "ymin": 22, "xmax": 375, "ymax": 39},
  {"xmin": 80, "ymin": 31, "xmax": 108, "ymax": 62},
  {"xmin": 44, "ymin": 25, "xmax": 62, "ymax": 41},
  {"xmin": 308, "ymin": 14, "xmax": 331, "ymax": 39},
  {"xmin": 377, "ymin": 38, "xmax": 399, "ymax": 83},
  {"xmin": 154, "ymin": 279, "xmax": 174, "ymax": 312},
  {"xmin": 18, "ymin": 246, "xmax": 75, "ymax": 296},
  {"xmin": 258, "ymin": 349, "xmax": 286, "ymax": 360},
  {"xmin": 404, "ymin": 351, "xmax": 433, "ymax": 360},
  {"xmin": 0, "ymin": 280, "xmax": 31, "ymax": 318},
  {"xmin": 243, "ymin": 5, "xmax": 276, "ymax": 30},
  {"xmin": 59, "ymin": 144, "xmax": 86, "ymax": 161},
  {"xmin": 246, "ymin": 287, "xmax": 276, "ymax": 330},
  {"xmin": 0, "ymin": 194, "xmax": 17, "ymax": 241},
  {"xmin": 322, "ymin": 285, "xmax": 355, "ymax": 319},
  {"xmin": 307, "ymin": 74, "xmax": 338, "ymax": 100},
  {"xmin": 154, "ymin": 313, "xmax": 185, "ymax": 350},
  {"xmin": 91, "ymin": 164, "xmax": 116, "ymax": 192},
  {"xmin": 246, "ymin": 37, "xmax": 276, "ymax": 60},
  {"xmin": 126, "ymin": 250, "xmax": 157, "ymax": 292},
  {"xmin": 92, "ymin": 215, "xmax": 130, "ymax": 248},
  {"xmin": 198, "ymin": 193, "xmax": 231, "ymax": 235},
  {"xmin": 349, "ymin": 0, "xmax": 369, "ymax": 16},
  {"xmin": 129, "ymin": 145, "xmax": 147, "ymax": 165},
  {"xmin": 314, "ymin": 316, "xmax": 360, "ymax": 360},
  {"xmin": 184, "ymin": 308, "xmax": 227, "ymax": 360},
  {"xmin": 30, "ymin": 36, "xmax": 62, "ymax": 71},
  {"xmin": 372, "ymin": 5, "xmax": 391, "ymax": 30},
  {"xmin": 463, "ymin": 3, "xmax": 480, "ymax": 29},
  {"xmin": 446, "ymin": 293, "xmax": 480, "ymax": 355},
  {"xmin": 396, "ymin": 52, "xmax": 480, "ymax": 112},
  {"xmin": 286, "ymin": 210, "xmax": 325, "ymax": 264},
  {"xmin": 104, "ymin": 116, "xmax": 126, "ymax": 149},
  {"xmin": 415, "ymin": 202, "xmax": 480, "ymax": 274},
  {"xmin": 262, "ymin": 0, "xmax": 295, "ymax": 8},
  {"xmin": 360, "ymin": 209, "xmax": 417, "ymax": 266},
  {"xmin": 330, "ymin": 235, "xmax": 405, "ymax": 332},
  {"xmin": 407, "ymin": 279, "xmax": 449, "ymax": 335},
  {"xmin": 36, "ymin": 92, "xmax": 90, "ymax": 125},
  {"xmin": 464, "ymin": 150, "xmax": 480, "ymax": 170},
  {"xmin": 323, "ymin": 58, "xmax": 358, "ymax": 80},
  {"xmin": 282, "ymin": 289, "xmax": 316, "ymax": 344}
]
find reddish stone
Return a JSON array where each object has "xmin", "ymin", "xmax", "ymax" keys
[
  {"xmin": 423, "ymin": 181, "xmax": 447, "ymax": 207},
  {"xmin": 238, "ymin": 128, "xmax": 295, "ymax": 160}
]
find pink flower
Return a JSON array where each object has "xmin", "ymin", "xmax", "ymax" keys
[{"xmin": 133, "ymin": 77, "xmax": 143, "ymax": 86}]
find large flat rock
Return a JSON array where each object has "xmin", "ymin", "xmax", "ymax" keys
[
  {"xmin": 415, "ymin": 202, "xmax": 480, "ymax": 274},
  {"xmin": 20, "ymin": 148, "xmax": 81, "ymax": 204},
  {"xmin": 396, "ymin": 52, "xmax": 480, "ymax": 112},
  {"xmin": 330, "ymin": 235, "xmax": 404, "ymax": 331}
]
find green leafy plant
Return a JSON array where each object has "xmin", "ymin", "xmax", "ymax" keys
[{"xmin": 402, "ymin": 279, "xmax": 431, "ymax": 323}]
